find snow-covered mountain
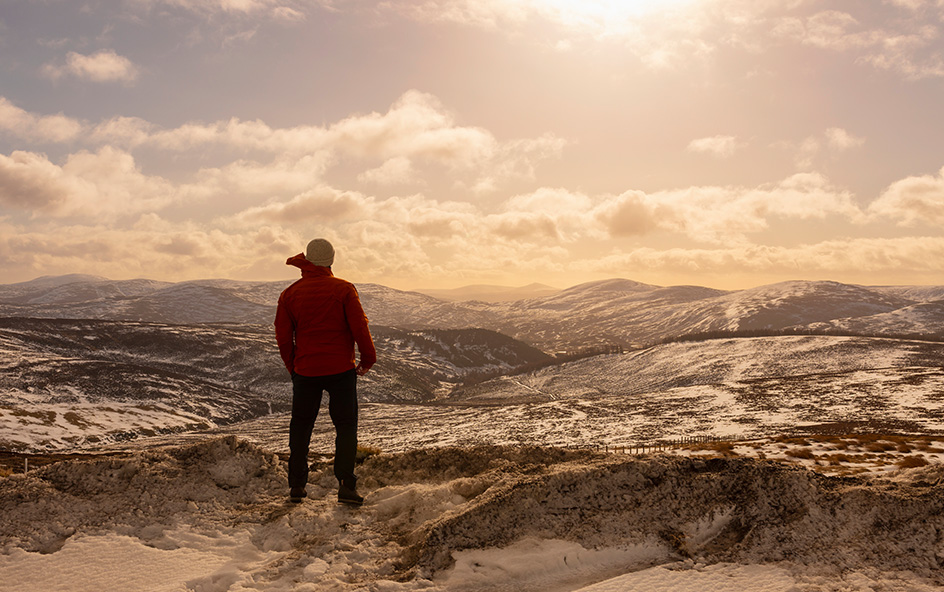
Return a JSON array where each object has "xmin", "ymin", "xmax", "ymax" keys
[
  {"xmin": 3, "ymin": 274, "xmax": 944, "ymax": 451},
  {"xmin": 3, "ymin": 275, "xmax": 943, "ymax": 351}
]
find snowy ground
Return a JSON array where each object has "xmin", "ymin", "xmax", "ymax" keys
[{"xmin": 2, "ymin": 436, "xmax": 943, "ymax": 592}]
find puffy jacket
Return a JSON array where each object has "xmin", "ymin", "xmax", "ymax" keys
[{"xmin": 274, "ymin": 254, "xmax": 376, "ymax": 377}]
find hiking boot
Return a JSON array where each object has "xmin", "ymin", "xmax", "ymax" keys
[
  {"xmin": 337, "ymin": 480, "xmax": 364, "ymax": 506},
  {"xmin": 289, "ymin": 487, "xmax": 307, "ymax": 503}
]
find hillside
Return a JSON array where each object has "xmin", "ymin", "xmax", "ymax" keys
[
  {"xmin": 4, "ymin": 275, "xmax": 944, "ymax": 352},
  {"xmin": 0, "ymin": 318, "xmax": 549, "ymax": 451}
]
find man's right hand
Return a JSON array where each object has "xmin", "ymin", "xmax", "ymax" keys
[{"xmin": 355, "ymin": 364, "xmax": 370, "ymax": 376}]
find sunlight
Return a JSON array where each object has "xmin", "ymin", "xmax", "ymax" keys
[{"xmin": 532, "ymin": 0, "xmax": 700, "ymax": 32}]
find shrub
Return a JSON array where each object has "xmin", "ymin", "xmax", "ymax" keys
[
  {"xmin": 355, "ymin": 444, "xmax": 382, "ymax": 463},
  {"xmin": 865, "ymin": 441, "xmax": 896, "ymax": 452},
  {"xmin": 786, "ymin": 447, "xmax": 816, "ymax": 460},
  {"xmin": 824, "ymin": 453, "xmax": 854, "ymax": 465},
  {"xmin": 896, "ymin": 456, "xmax": 929, "ymax": 469}
]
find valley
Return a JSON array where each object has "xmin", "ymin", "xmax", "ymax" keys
[{"xmin": 1, "ymin": 273, "xmax": 943, "ymax": 453}]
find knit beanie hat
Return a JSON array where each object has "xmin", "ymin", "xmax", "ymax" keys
[{"xmin": 305, "ymin": 238, "xmax": 335, "ymax": 267}]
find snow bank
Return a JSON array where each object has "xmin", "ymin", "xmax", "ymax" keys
[
  {"xmin": 399, "ymin": 452, "xmax": 944, "ymax": 581},
  {"xmin": 1, "ymin": 439, "xmax": 942, "ymax": 591},
  {"xmin": 0, "ymin": 436, "xmax": 284, "ymax": 554}
]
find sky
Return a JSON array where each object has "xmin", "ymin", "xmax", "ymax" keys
[{"xmin": 1, "ymin": 0, "xmax": 944, "ymax": 291}]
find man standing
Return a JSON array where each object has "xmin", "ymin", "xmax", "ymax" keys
[{"xmin": 274, "ymin": 238, "xmax": 376, "ymax": 505}]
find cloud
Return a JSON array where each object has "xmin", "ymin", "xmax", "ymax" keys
[
  {"xmin": 0, "ymin": 151, "xmax": 72, "ymax": 211},
  {"xmin": 595, "ymin": 190, "xmax": 663, "ymax": 237},
  {"xmin": 593, "ymin": 173, "xmax": 862, "ymax": 244},
  {"xmin": 328, "ymin": 91, "xmax": 499, "ymax": 166},
  {"xmin": 22, "ymin": 91, "xmax": 563, "ymax": 200},
  {"xmin": 0, "ymin": 147, "xmax": 176, "ymax": 220},
  {"xmin": 371, "ymin": 1, "xmax": 944, "ymax": 79},
  {"xmin": 687, "ymin": 135, "xmax": 741, "ymax": 158},
  {"xmin": 869, "ymin": 166, "xmax": 944, "ymax": 226},
  {"xmin": 824, "ymin": 127, "xmax": 865, "ymax": 151},
  {"xmin": 0, "ymin": 216, "xmax": 307, "ymax": 282},
  {"xmin": 784, "ymin": 127, "xmax": 864, "ymax": 169},
  {"xmin": 3, "ymin": 162, "xmax": 939, "ymax": 287},
  {"xmin": 89, "ymin": 91, "xmax": 560, "ymax": 175},
  {"xmin": 43, "ymin": 50, "xmax": 140, "ymax": 83},
  {"xmin": 133, "ymin": 0, "xmax": 308, "ymax": 19},
  {"xmin": 233, "ymin": 186, "xmax": 366, "ymax": 224},
  {"xmin": 358, "ymin": 157, "xmax": 417, "ymax": 185},
  {"xmin": 584, "ymin": 236, "xmax": 944, "ymax": 279},
  {"xmin": 0, "ymin": 97, "xmax": 84, "ymax": 143},
  {"xmin": 772, "ymin": 8, "xmax": 944, "ymax": 79}
]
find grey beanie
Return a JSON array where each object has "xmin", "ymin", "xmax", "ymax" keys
[{"xmin": 305, "ymin": 238, "xmax": 335, "ymax": 267}]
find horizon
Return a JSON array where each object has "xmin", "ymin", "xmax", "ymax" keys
[
  {"xmin": 2, "ymin": 1, "xmax": 944, "ymax": 290},
  {"xmin": 5, "ymin": 271, "xmax": 943, "ymax": 296}
]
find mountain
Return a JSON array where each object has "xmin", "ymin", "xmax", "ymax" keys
[
  {"xmin": 450, "ymin": 334, "xmax": 944, "ymax": 406},
  {"xmin": 413, "ymin": 283, "xmax": 560, "ymax": 302},
  {"xmin": 4, "ymin": 275, "xmax": 944, "ymax": 351}
]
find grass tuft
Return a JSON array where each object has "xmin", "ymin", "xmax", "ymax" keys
[
  {"xmin": 355, "ymin": 444, "xmax": 382, "ymax": 463},
  {"xmin": 896, "ymin": 456, "xmax": 929, "ymax": 469},
  {"xmin": 786, "ymin": 447, "xmax": 816, "ymax": 460}
]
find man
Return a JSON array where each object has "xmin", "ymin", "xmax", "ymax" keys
[{"xmin": 274, "ymin": 238, "xmax": 376, "ymax": 505}]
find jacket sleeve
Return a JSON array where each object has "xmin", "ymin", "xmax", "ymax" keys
[
  {"xmin": 273, "ymin": 294, "xmax": 296, "ymax": 375},
  {"xmin": 345, "ymin": 286, "xmax": 376, "ymax": 371}
]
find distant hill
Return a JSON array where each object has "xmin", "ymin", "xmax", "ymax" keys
[
  {"xmin": 2, "ymin": 275, "xmax": 944, "ymax": 352},
  {"xmin": 449, "ymin": 334, "xmax": 944, "ymax": 439},
  {"xmin": 413, "ymin": 283, "xmax": 560, "ymax": 302}
]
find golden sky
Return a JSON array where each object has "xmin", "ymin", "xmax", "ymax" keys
[{"xmin": 1, "ymin": 0, "xmax": 944, "ymax": 290}]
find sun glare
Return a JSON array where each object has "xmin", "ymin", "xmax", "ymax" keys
[{"xmin": 533, "ymin": 0, "xmax": 699, "ymax": 31}]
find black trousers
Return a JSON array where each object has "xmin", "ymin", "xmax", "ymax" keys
[{"xmin": 288, "ymin": 369, "xmax": 358, "ymax": 488}]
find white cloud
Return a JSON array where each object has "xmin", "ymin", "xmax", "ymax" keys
[
  {"xmin": 89, "ymin": 91, "xmax": 561, "ymax": 179},
  {"xmin": 0, "ymin": 151, "xmax": 72, "ymax": 211},
  {"xmin": 0, "ymin": 147, "xmax": 176, "ymax": 220},
  {"xmin": 137, "ymin": 0, "xmax": 305, "ymax": 18},
  {"xmin": 0, "ymin": 216, "xmax": 306, "ymax": 282},
  {"xmin": 784, "ymin": 128, "xmax": 865, "ymax": 169},
  {"xmin": 584, "ymin": 236, "xmax": 944, "ymax": 279},
  {"xmin": 43, "ymin": 50, "xmax": 140, "ymax": 83},
  {"xmin": 594, "ymin": 190, "xmax": 664, "ymax": 238},
  {"xmin": 825, "ymin": 127, "xmax": 865, "ymax": 151},
  {"xmin": 233, "ymin": 186, "xmax": 367, "ymax": 224},
  {"xmin": 772, "ymin": 8, "xmax": 944, "ymax": 79},
  {"xmin": 374, "ymin": 1, "xmax": 944, "ymax": 79},
  {"xmin": 358, "ymin": 157, "xmax": 416, "ymax": 185},
  {"xmin": 687, "ymin": 135, "xmax": 741, "ymax": 158},
  {"xmin": 594, "ymin": 173, "xmax": 861, "ymax": 244},
  {"xmin": 327, "ymin": 91, "xmax": 498, "ymax": 166},
  {"xmin": 0, "ymin": 97, "xmax": 84, "ymax": 143},
  {"xmin": 869, "ymin": 166, "xmax": 944, "ymax": 226}
]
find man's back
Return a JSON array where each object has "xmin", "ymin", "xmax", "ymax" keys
[{"xmin": 275, "ymin": 253, "xmax": 375, "ymax": 378}]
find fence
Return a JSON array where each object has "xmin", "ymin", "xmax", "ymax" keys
[{"xmin": 572, "ymin": 434, "xmax": 743, "ymax": 456}]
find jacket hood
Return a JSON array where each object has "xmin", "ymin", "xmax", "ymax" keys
[{"xmin": 286, "ymin": 253, "xmax": 334, "ymax": 278}]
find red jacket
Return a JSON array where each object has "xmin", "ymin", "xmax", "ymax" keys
[{"xmin": 274, "ymin": 254, "xmax": 376, "ymax": 377}]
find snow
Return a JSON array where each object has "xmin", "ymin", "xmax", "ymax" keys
[
  {"xmin": 0, "ymin": 531, "xmax": 262, "ymax": 592},
  {"xmin": 576, "ymin": 563, "xmax": 797, "ymax": 592},
  {"xmin": 2, "ymin": 437, "xmax": 943, "ymax": 592}
]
